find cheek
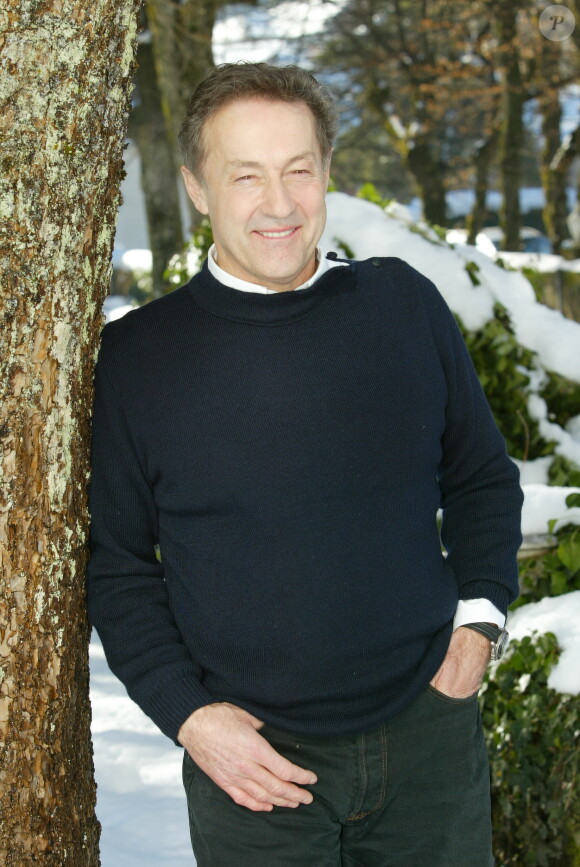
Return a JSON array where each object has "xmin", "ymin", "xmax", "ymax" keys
[
  {"xmin": 221, "ymin": 193, "xmax": 261, "ymax": 228},
  {"xmin": 301, "ymin": 186, "xmax": 326, "ymax": 218}
]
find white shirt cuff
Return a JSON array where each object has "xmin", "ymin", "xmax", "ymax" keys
[{"xmin": 453, "ymin": 599, "xmax": 506, "ymax": 630}]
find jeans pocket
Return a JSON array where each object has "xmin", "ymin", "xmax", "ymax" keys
[
  {"xmin": 427, "ymin": 684, "xmax": 479, "ymax": 705},
  {"xmin": 182, "ymin": 749, "xmax": 197, "ymax": 798}
]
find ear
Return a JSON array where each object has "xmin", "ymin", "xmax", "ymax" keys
[{"xmin": 180, "ymin": 166, "xmax": 209, "ymax": 215}]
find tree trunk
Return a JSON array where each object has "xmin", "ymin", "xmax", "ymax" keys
[
  {"xmin": 144, "ymin": 0, "xmax": 239, "ymax": 232},
  {"xmin": 466, "ymin": 126, "xmax": 499, "ymax": 244},
  {"xmin": 540, "ymin": 94, "xmax": 569, "ymax": 255},
  {"xmin": 496, "ymin": 5, "xmax": 524, "ymax": 251},
  {"xmin": 549, "ymin": 122, "xmax": 580, "ymax": 256},
  {"xmin": 569, "ymin": 0, "xmax": 580, "ymax": 52},
  {"xmin": 539, "ymin": 41, "xmax": 570, "ymax": 255},
  {"xmin": 405, "ymin": 137, "xmax": 447, "ymax": 226},
  {"xmin": 0, "ymin": 1, "xmax": 141, "ymax": 864},
  {"xmin": 129, "ymin": 34, "xmax": 184, "ymax": 298},
  {"xmin": 146, "ymin": 0, "xmax": 227, "ymax": 146}
]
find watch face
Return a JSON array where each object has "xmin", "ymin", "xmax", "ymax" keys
[{"xmin": 493, "ymin": 630, "xmax": 509, "ymax": 660}]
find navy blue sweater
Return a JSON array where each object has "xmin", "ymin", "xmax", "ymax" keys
[{"xmin": 87, "ymin": 256, "xmax": 522, "ymax": 743}]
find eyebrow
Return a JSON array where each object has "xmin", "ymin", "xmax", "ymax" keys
[{"xmin": 225, "ymin": 151, "xmax": 317, "ymax": 172}]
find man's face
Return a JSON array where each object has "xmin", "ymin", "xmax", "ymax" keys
[{"xmin": 181, "ymin": 98, "xmax": 330, "ymax": 292}]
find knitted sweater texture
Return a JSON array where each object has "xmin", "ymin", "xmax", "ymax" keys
[{"xmin": 87, "ymin": 256, "xmax": 522, "ymax": 743}]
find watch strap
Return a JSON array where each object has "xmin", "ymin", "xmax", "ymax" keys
[
  {"xmin": 462, "ymin": 622, "xmax": 502, "ymax": 642},
  {"xmin": 462, "ymin": 622, "xmax": 509, "ymax": 660}
]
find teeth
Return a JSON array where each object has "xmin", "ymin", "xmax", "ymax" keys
[{"xmin": 259, "ymin": 229, "xmax": 295, "ymax": 238}]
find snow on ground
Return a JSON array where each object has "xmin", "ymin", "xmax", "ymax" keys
[
  {"xmin": 496, "ymin": 251, "xmax": 580, "ymax": 274},
  {"xmin": 514, "ymin": 456, "xmax": 553, "ymax": 486},
  {"xmin": 521, "ymin": 484, "xmax": 580, "ymax": 535},
  {"xmin": 90, "ymin": 640, "xmax": 194, "ymax": 866},
  {"xmin": 103, "ymin": 296, "xmax": 138, "ymax": 323},
  {"xmin": 443, "ymin": 185, "xmax": 577, "ymax": 220},
  {"xmin": 507, "ymin": 592, "xmax": 580, "ymax": 695},
  {"xmin": 121, "ymin": 249, "xmax": 153, "ymax": 274},
  {"xmin": 528, "ymin": 393, "xmax": 580, "ymax": 465}
]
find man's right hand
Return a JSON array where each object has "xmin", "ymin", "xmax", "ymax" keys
[{"xmin": 177, "ymin": 702, "xmax": 318, "ymax": 812}]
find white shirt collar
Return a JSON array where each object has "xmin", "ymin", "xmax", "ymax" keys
[{"xmin": 207, "ymin": 244, "xmax": 345, "ymax": 294}]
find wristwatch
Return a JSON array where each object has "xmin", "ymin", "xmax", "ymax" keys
[{"xmin": 462, "ymin": 622, "xmax": 509, "ymax": 661}]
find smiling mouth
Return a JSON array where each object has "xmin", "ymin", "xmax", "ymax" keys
[{"xmin": 254, "ymin": 228, "xmax": 299, "ymax": 239}]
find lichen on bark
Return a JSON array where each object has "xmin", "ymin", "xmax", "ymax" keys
[{"xmin": 0, "ymin": 1, "xmax": 142, "ymax": 863}]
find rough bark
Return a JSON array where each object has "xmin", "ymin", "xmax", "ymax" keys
[
  {"xmin": 129, "ymin": 33, "xmax": 184, "ymax": 297},
  {"xmin": 0, "ymin": 1, "xmax": 141, "ymax": 864}
]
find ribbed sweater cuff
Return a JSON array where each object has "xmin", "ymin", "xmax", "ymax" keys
[
  {"xmin": 143, "ymin": 674, "xmax": 216, "ymax": 745},
  {"xmin": 459, "ymin": 581, "xmax": 514, "ymax": 618}
]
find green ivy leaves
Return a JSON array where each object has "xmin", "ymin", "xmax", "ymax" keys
[
  {"xmin": 481, "ymin": 633, "xmax": 580, "ymax": 864},
  {"xmin": 557, "ymin": 527, "xmax": 580, "ymax": 575},
  {"xmin": 457, "ymin": 305, "xmax": 550, "ymax": 462}
]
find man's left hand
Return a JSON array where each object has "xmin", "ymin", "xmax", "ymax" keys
[{"xmin": 430, "ymin": 626, "xmax": 491, "ymax": 699}]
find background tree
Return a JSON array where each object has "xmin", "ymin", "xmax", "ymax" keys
[
  {"xmin": 538, "ymin": 39, "xmax": 571, "ymax": 255},
  {"xmin": 127, "ymin": 0, "xmax": 257, "ymax": 296},
  {"xmin": 146, "ymin": 0, "xmax": 220, "ymax": 150},
  {"xmin": 467, "ymin": 0, "xmax": 578, "ymax": 251},
  {"xmin": 128, "ymin": 9, "xmax": 185, "ymax": 298},
  {"xmin": 534, "ymin": 10, "xmax": 579, "ymax": 254},
  {"xmin": 555, "ymin": 123, "xmax": 580, "ymax": 256},
  {"xmin": 329, "ymin": 118, "xmax": 414, "ymax": 202},
  {"xmin": 489, "ymin": 0, "xmax": 530, "ymax": 250},
  {"xmin": 318, "ymin": 0, "xmax": 505, "ymax": 227},
  {"xmin": 465, "ymin": 122, "xmax": 501, "ymax": 244},
  {"xmin": 0, "ymin": 1, "xmax": 141, "ymax": 863},
  {"xmin": 319, "ymin": 0, "xmax": 579, "ymax": 250}
]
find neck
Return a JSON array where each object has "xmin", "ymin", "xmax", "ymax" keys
[{"xmin": 208, "ymin": 246, "xmax": 329, "ymax": 295}]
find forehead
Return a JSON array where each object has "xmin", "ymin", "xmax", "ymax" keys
[{"xmin": 202, "ymin": 98, "xmax": 321, "ymax": 168}]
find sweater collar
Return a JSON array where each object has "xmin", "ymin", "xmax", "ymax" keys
[
  {"xmin": 206, "ymin": 244, "xmax": 342, "ymax": 294},
  {"xmin": 188, "ymin": 256, "xmax": 354, "ymax": 326}
]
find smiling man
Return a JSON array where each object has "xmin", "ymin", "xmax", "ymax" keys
[
  {"xmin": 87, "ymin": 63, "xmax": 523, "ymax": 866},
  {"xmin": 181, "ymin": 98, "xmax": 329, "ymax": 292}
]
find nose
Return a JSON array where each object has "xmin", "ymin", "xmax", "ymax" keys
[{"xmin": 261, "ymin": 177, "xmax": 296, "ymax": 220}]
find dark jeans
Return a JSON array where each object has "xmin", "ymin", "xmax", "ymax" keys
[{"xmin": 183, "ymin": 686, "xmax": 493, "ymax": 866}]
